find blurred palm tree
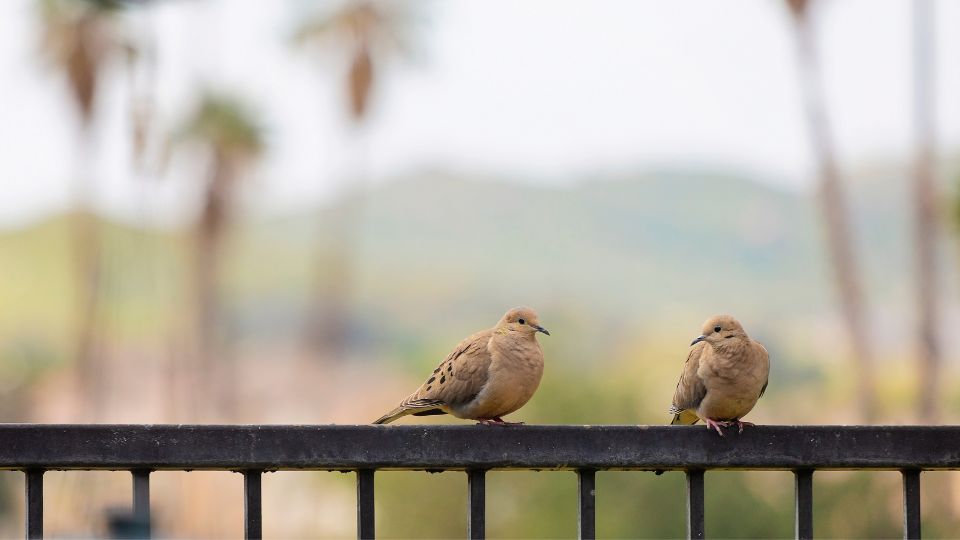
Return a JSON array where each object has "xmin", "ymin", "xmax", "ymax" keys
[
  {"xmin": 292, "ymin": 0, "xmax": 419, "ymax": 353},
  {"xmin": 293, "ymin": 0, "xmax": 418, "ymax": 122},
  {"xmin": 910, "ymin": 0, "xmax": 941, "ymax": 423},
  {"xmin": 178, "ymin": 93, "xmax": 264, "ymax": 417},
  {"xmin": 786, "ymin": 0, "xmax": 876, "ymax": 421},
  {"xmin": 37, "ymin": 0, "xmax": 129, "ymax": 417}
]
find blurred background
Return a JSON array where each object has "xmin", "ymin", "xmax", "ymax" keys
[{"xmin": 1, "ymin": 0, "xmax": 960, "ymax": 537}]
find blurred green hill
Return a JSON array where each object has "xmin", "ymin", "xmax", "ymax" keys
[
  {"xmin": 246, "ymin": 165, "xmax": 917, "ymax": 342},
  {"xmin": 0, "ymin": 165, "xmax": 932, "ymax": 370}
]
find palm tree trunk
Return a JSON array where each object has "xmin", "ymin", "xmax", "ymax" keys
[
  {"xmin": 790, "ymin": 5, "xmax": 877, "ymax": 422},
  {"xmin": 307, "ymin": 125, "xmax": 368, "ymax": 354},
  {"xmin": 193, "ymin": 157, "xmax": 231, "ymax": 418},
  {"xmin": 911, "ymin": 0, "xmax": 940, "ymax": 423},
  {"xmin": 72, "ymin": 129, "xmax": 103, "ymax": 421},
  {"xmin": 307, "ymin": 218, "xmax": 355, "ymax": 354}
]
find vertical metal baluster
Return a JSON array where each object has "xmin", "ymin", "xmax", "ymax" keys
[
  {"xmin": 244, "ymin": 470, "xmax": 263, "ymax": 540},
  {"xmin": 25, "ymin": 469, "xmax": 43, "ymax": 540},
  {"xmin": 686, "ymin": 469, "xmax": 705, "ymax": 540},
  {"xmin": 131, "ymin": 469, "xmax": 151, "ymax": 538},
  {"xmin": 577, "ymin": 469, "xmax": 596, "ymax": 540},
  {"xmin": 794, "ymin": 469, "xmax": 813, "ymax": 540},
  {"xmin": 356, "ymin": 470, "xmax": 375, "ymax": 540},
  {"xmin": 902, "ymin": 469, "xmax": 921, "ymax": 540},
  {"xmin": 468, "ymin": 470, "xmax": 486, "ymax": 539}
]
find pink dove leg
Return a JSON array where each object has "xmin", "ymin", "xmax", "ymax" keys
[{"xmin": 704, "ymin": 418, "xmax": 726, "ymax": 437}]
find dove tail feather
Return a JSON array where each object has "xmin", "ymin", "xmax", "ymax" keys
[
  {"xmin": 670, "ymin": 409, "xmax": 700, "ymax": 425},
  {"xmin": 372, "ymin": 398, "xmax": 446, "ymax": 424},
  {"xmin": 372, "ymin": 407, "xmax": 414, "ymax": 424}
]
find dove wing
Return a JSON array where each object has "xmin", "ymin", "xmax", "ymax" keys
[
  {"xmin": 414, "ymin": 330, "xmax": 493, "ymax": 406},
  {"xmin": 670, "ymin": 342, "xmax": 708, "ymax": 415},
  {"xmin": 752, "ymin": 341, "xmax": 770, "ymax": 399},
  {"xmin": 372, "ymin": 330, "xmax": 494, "ymax": 424}
]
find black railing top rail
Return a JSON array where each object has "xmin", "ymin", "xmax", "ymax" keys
[
  {"xmin": 3, "ymin": 424, "xmax": 951, "ymax": 539},
  {"xmin": 1, "ymin": 424, "xmax": 959, "ymax": 471}
]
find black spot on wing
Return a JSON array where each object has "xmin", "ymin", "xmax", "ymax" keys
[{"xmin": 412, "ymin": 409, "xmax": 447, "ymax": 417}]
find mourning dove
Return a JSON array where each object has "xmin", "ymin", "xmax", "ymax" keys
[
  {"xmin": 373, "ymin": 307, "xmax": 549, "ymax": 425},
  {"xmin": 669, "ymin": 314, "xmax": 769, "ymax": 436}
]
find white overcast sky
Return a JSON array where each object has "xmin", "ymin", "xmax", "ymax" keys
[{"xmin": 1, "ymin": 0, "xmax": 959, "ymax": 227}]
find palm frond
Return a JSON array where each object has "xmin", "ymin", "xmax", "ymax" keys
[{"xmin": 178, "ymin": 92, "xmax": 265, "ymax": 162}]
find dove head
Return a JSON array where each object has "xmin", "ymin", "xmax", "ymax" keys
[
  {"xmin": 691, "ymin": 314, "xmax": 746, "ymax": 347},
  {"xmin": 497, "ymin": 307, "xmax": 550, "ymax": 337}
]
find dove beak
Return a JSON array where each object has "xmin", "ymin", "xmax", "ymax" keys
[
  {"xmin": 534, "ymin": 325, "xmax": 550, "ymax": 336},
  {"xmin": 690, "ymin": 335, "xmax": 707, "ymax": 346}
]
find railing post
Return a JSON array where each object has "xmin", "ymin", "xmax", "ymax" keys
[
  {"xmin": 356, "ymin": 469, "xmax": 375, "ymax": 540},
  {"xmin": 577, "ymin": 469, "xmax": 596, "ymax": 540},
  {"xmin": 25, "ymin": 469, "xmax": 43, "ymax": 540},
  {"xmin": 244, "ymin": 470, "xmax": 263, "ymax": 540},
  {"xmin": 685, "ymin": 469, "xmax": 705, "ymax": 540},
  {"xmin": 794, "ymin": 469, "xmax": 813, "ymax": 540},
  {"xmin": 467, "ymin": 469, "xmax": 486, "ymax": 539},
  {"xmin": 902, "ymin": 469, "xmax": 921, "ymax": 539},
  {"xmin": 131, "ymin": 469, "xmax": 151, "ymax": 538}
]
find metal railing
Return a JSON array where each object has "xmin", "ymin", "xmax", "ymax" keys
[{"xmin": 1, "ymin": 424, "xmax": 957, "ymax": 539}]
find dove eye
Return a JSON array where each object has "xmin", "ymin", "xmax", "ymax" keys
[
  {"xmin": 518, "ymin": 318, "xmax": 526, "ymax": 325},
  {"xmin": 714, "ymin": 325, "xmax": 722, "ymax": 333}
]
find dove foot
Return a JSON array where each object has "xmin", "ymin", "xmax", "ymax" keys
[
  {"xmin": 734, "ymin": 420, "xmax": 755, "ymax": 434},
  {"xmin": 476, "ymin": 417, "xmax": 524, "ymax": 426},
  {"xmin": 704, "ymin": 418, "xmax": 726, "ymax": 437}
]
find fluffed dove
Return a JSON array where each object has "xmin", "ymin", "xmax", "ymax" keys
[
  {"xmin": 669, "ymin": 314, "xmax": 769, "ymax": 436},
  {"xmin": 373, "ymin": 307, "xmax": 549, "ymax": 425}
]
